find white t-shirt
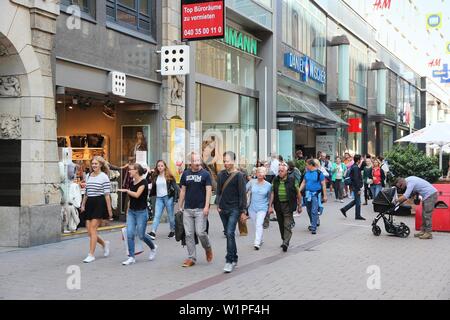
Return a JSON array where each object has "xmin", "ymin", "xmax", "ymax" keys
[
  {"xmin": 270, "ymin": 158, "xmax": 280, "ymax": 176},
  {"xmin": 156, "ymin": 175, "xmax": 168, "ymax": 197}
]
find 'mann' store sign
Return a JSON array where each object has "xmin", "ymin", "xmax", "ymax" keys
[{"xmin": 223, "ymin": 26, "xmax": 258, "ymax": 56}]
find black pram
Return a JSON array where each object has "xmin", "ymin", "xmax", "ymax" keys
[{"xmin": 371, "ymin": 187, "xmax": 410, "ymax": 238}]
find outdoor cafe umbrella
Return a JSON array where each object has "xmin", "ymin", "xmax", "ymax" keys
[{"xmin": 395, "ymin": 121, "xmax": 450, "ymax": 172}]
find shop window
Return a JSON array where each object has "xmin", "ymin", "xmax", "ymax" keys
[
  {"xmin": 61, "ymin": 0, "xmax": 96, "ymax": 17},
  {"xmin": 106, "ymin": 0, "xmax": 153, "ymax": 36},
  {"xmin": 0, "ymin": 140, "xmax": 20, "ymax": 207}
]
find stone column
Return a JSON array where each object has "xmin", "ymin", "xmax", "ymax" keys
[
  {"xmin": 161, "ymin": 0, "xmax": 186, "ymax": 163},
  {"xmin": 0, "ymin": 0, "xmax": 60, "ymax": 247}
]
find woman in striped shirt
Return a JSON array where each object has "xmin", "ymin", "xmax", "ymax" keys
[{"xmin": 80, "ymin": 156, "xmax": 113, "ymax": 263}]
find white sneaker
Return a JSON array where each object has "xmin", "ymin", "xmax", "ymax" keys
[
  {"xmin": 149, "ymin": 245, "xmax": 158, "ymax": 261},
  {"xmin": 122, "ymin": 257, "xmax": 136, "ymax": 266},
  {"xmin": 340, "ymin": 200, "xmax": 344, "ymax": 203},
  {"xmin": 83, "ymin": 254, "xmax": 95, "ymax": 263},
  {"xmin": 103, "ymin": 241, "xmax": 110, "ymax": 257},
  {"xmin": 224, "ymin": 262, "xmax": 234, "ymax": 273}
]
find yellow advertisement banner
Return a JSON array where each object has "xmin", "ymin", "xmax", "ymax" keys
[
  {"xmin": 170, "ymin": 118, "xmax": 185, "ymax": 183},
  {"xmin": 426, "ymin": 13, "xmax": 442, "ymax": 30}
]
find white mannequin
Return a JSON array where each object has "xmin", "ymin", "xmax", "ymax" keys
[{"xmin": 60, "ymin": 148, "xmax": 81, "ymax": 233}]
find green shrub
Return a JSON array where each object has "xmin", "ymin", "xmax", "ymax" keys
[{"xmin": 384, "ymin": 144, "xmax": 441, "ymax": 183}]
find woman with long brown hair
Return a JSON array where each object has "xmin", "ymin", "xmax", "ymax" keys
[
  {"xmin": 118, "ymin": 163, "xmax": 157, "ymax": 265},
  {"xmin": 80, "ymin": 156, "xmax": 113, "ymax": 263},
  {"xmin": 148, "ymin": 160, "xmax": 180, "ymax": 240}
]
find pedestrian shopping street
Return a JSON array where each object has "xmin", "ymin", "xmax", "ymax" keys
[{"xmin": 1, "ymin": 199, "xmax": 449, "ymax": 300}]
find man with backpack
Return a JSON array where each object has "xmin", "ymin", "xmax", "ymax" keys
[{"xmin": 299, "ymin": 159, "xmax": 328, "ymax": 234}]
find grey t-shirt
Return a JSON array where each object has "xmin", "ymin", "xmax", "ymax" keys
[{"xmin": 404, "ymin": 176, "xmax": 437, "ymax": 200}]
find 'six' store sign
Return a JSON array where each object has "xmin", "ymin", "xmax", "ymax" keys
[{"xmin": 181, "ymin": 0, "xmax": 225, "ymax": 41}]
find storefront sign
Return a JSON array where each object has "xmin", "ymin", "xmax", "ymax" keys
[
  {"xmin": 373, "ymin": 0, "xmax": 391, "ymax": 10},
  {"xmin": 428, "ymin": 58, "xmax": 441, "ymax": 68},
  {"xmin": 224, "ymin": 26, "xmax": 258, "ymax": 56},
  {"xmin": 170, "ymin": 118, "xmax": 186, "ymax": 183},
  {"xmin": 284, "ymin": 52, "xmax": 326, "ymax": 84},
  {"xmin": 426, "ymin": 13, "xmax": 442, "ymax": 30},
  {"xmin": 316, "ymin": 136, "xmax": 336, "ymax": 161},
  {"xmin": 348, "ymin": 118, "xmax": 362, "ymax": 133},
  {"xmin": 432, "ymin": 64, "xmax": 450, "ymax": 84},
  {"xmin": 181, "ymin": 0, "xmax": 225, "ymax": 41}
]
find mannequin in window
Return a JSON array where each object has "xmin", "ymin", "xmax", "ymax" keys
[{"xmin": 131, "ymin": 130, "xmax": 148, "ymax": 157}]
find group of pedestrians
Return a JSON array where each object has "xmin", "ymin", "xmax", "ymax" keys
[{"xmin": 79, "ymin": 148, "xmax": 438, "ymax": 272}]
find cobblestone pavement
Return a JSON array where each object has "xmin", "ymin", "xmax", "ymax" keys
[{"xmin": 1, "ymin": 195, "xmax": 450, "ymax": 300}]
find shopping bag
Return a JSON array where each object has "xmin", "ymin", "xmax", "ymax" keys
[
  {"xmin": 238, "ymin": 218, "xmax": 248, "ymax": 236},
  {"xmin": 121, "ymin": 227, "xmax": 144, "ymax": 257},
  {"xmin": 263, "ymin": 212, "xmax": 270, "ymax": 229}
]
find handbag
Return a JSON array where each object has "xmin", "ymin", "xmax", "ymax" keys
[
  {"xmin": 366, "ymin": 178, "xmax": 373, "ymax": 185},
  {"xmin": 210, "ymin": 192, "xmax": 216, "ymax": 205},
  {"xmin": 263, "ymin": 212, "xmax": 270, "ymax": 229},
  {"xmin": 238, "ymin": 217, "xmax": 248, "ymax": 236}
]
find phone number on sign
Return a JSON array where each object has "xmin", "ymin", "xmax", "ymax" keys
[{"xmin": 183, "ymin": 26, "xmax": 222, "ymax": 37}]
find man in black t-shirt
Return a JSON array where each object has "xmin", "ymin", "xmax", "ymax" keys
[{"xmin": 178, "ymin": 152, "xmax": 213, "ymax": 267}]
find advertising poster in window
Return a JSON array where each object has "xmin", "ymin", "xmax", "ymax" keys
[
  {"xmin": 316, "ymin": 136, "xmax": 336, "ymax": 161},
  {"xmin": 181, "ymin": 0, "xmax": 225, "ymax": 41},
  {"xmin": 121, "ymin": 125, "xmax": 150, "ymax": 165},
  {"xmin": 170, "ymin": 118, "xmax": 186, "ymax": 183}
]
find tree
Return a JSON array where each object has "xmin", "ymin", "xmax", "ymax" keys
[{"xmin": 384, "ymin": 144, "xmax": 441, "ymax": 183}]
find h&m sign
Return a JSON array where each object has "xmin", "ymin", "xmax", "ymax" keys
[{"xmin": 284, "ymin": 52, "xmax": 326, "ymax": 84}]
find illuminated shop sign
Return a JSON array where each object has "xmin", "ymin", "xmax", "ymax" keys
[{"xmin": 283, "ymin": 52, "xmax": 326, "ymax": 84}]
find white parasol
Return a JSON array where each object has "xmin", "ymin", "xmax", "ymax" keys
[{"xmin": 395, "ymin": 121, "xmax": 450, "ymax": 172}]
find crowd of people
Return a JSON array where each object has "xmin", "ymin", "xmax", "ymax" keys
[{"xmin": 79, "ymin": 148, "xmax": 439, "ymax": 271}]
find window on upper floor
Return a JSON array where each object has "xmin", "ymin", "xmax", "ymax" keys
[
  {"xmin": 106, "ymin": 0, "xmax": 154, "ymax": 36},
  {"xmin": 61, "ymin": 0, "xmax": 96, "ymax": 18}
]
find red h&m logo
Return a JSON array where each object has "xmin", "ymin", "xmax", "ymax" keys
[
  {"xmin": 373, "ymin": 0, "xmax": 391, "ymax": 10},
  {"xmin": 428, "ymin": 59, "xmax": 441, "ymax": 68},
  {"xmin": 348, "ymin": 118, "xmax": 362, "ymax": 133}
]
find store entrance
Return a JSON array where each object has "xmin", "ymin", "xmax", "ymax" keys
[{"xmin": 56, "ymin": 88, "xmax": 156, "ymax": 235}]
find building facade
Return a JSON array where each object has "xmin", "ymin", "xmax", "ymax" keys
[
  {"xmin": 185, "ymin": 0, "xmax": 276, "ymax": 174},
  {"xmin": 0, "ymin": 0, "xmax": 60, "ymax": 247}
]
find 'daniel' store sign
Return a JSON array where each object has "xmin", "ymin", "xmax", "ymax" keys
[{"xmin": 284, "ymin": 52, "xmax": 326, "ymax": 84}]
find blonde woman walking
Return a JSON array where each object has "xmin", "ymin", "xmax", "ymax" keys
[{"xmin": 80, "ymin": 156, "xmax": 113, "ymax": 263}]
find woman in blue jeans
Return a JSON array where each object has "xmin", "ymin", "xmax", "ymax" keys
[
  {"xmin": 149, "ymin": 160, "xmax": 179, "ymax": 240},
  {"xmin": 118, "ymin": 163, "xmax": 157, "ymax": 265}
]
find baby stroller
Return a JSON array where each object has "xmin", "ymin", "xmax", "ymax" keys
[{"xmin": 371, "ymin": 187, "xmax": 410, "ymax": 238}]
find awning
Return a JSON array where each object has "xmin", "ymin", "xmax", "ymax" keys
[{"xmin": 277, "ymin": 90, "xmax": 348, "ymax": 128}]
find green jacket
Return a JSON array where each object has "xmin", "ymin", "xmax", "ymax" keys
[{"xmin": 331, "ymin": 163, "xmax": 347, "ymax": 182}]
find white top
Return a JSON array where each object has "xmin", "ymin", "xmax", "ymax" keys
[
  {"xmin": 156, "ymin": 175, "xmax": 168, "ymax": 197},
  {"xmin": 86, "ymin": 172, "xmax": 111, "ymax": 197},
  {"xmin": 336, "ymin": 165, "xmax": 343, "ymax": 179},
  {"xmin": 270, "ymin": 158, "xmax": 280, "ymax": 176}
]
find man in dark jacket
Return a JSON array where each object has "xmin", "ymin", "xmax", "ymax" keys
[
  {"xmin": 216, "ymin": 151, "xmax": 247, "ymax": 273},
  {"xmin": 340, "ymin": 154, "xmax": 366, "ymax": 220},
  {"xmin": 269, "ymin": 162, "xmax": 302, "ymax": 252}
]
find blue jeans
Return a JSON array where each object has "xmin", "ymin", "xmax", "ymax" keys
[
  {"xmin": 126, "ymin": 209, "xmax": 155, "ymax": 258},
  {"xmin": 342, "ymin": 191, "xmax": 362, "ymax": 218},
  {"xmin": 306, "ymin": 194, "xmax": 319, "ymax": 231},
  {"xmin": 152, "ymin": 196, "xmax": 175, "ymax": 232},
  {"xmin": 219, "ymin": 208, "xmax": 240, "ymax": 264},
  {"xmin": 370, "ymin": 184, "xmax": 382, "ymax": 199}
]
